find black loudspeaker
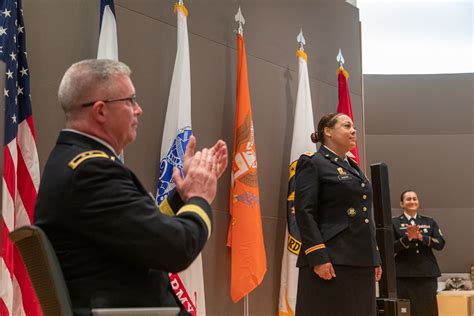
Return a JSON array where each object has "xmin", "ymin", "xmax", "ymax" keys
[
  {"xmin": 371, "ymin": 163, "xmax": 411, "ymax": 315},
  {"xmin": 371, "ymin": 163, "xmax": 393, "ymax": 228},
  {"xmin": 370, "ymin": 163, "xmax": 397, "ymax": 298},
  {"xmin": 377, "ymin": 298, "xmax": 410, "ymax": 316},
  {"xmin": 376, "ymin": 227, "xmax": 398, "ymax": 298}
]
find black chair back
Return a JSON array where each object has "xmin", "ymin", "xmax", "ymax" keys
[
  {"xmin": 9, "ymin": 225, "xmax": 74, "ymax": 316},
  {"xmin": 10, "ymin": 225, "xmax": 180, "ymax": 316}
]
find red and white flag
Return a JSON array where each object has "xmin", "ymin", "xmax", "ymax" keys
[
  {"xmin": 337, "ymin": 61, "xmax": 360, "ymax": 165},
  {"xmin": 0, "ymin": 1, "xmax": 42, "ymax": 315}
]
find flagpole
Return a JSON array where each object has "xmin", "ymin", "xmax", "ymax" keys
[{"xmin": 244, "ymin": 295, "xmax": 249, "ymax": 316}]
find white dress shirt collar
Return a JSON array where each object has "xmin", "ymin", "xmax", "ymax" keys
[
  {"xmin": 404, "ymin": 211, "xmax": 418, "ymax": 221},
  {"xmin": 62, "ymin": 128, "xmax": 119, "ymax": 157},
  {"xmin": 322, "ymin": 145, "xmax": 349, "ymax": 162}
]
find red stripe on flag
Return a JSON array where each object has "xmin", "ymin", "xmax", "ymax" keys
[
  {"xmin": 3, "ymin": 146, "xmax": 17, "ymax": 202},
  {"xmin": 26, "ymin": 117, "xmax": 36, "ymax": 140},
  {"xmin": 0, "ymin": 298, "xmax": 9, "ymax": 316},
  {"xmin": 1, "ymin": 221, "xmax": 42, "ymax": 316},
  {"xmin": 13, "ymin": 248, "xmax": 42, "ymax": 316},
  {"xmin": 1, "ymin": 221, "xmax": 14, "ymax": 264},
  {"xmin": 16, "ymin": 147, "xmax": 37, "ymax": 222}
]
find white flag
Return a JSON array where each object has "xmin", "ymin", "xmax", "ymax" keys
[
  {"xmin": 278, "ymin": 45, "xmax": 316, "ymax": 316},
  {"xmin": 97, "ymin": 0, "xmax": 123, "ymax": 162},
  {"xmin": 156, "ymin": 3, "xmax": 206, "ymax": 316},
  {"xmin": 97, "ymin": 0, "xmax": 118, "ymax": 60}
]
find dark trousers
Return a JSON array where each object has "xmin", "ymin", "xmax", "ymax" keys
[
  {"xmin": 296, "ymin": 265, "xmax": 376, "ymax": 316},
  {"xmin": 397, "ymin": 277, "xmax": 438, "ymax": 316}
]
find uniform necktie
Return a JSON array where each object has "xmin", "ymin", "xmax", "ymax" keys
[{"xmin": 344, "ymin": 160, "xmax": 360, "ymax": 176}]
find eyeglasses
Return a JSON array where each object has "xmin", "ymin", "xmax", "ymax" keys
[{"xmin": 81, "ymin": 95, "xmax": 137, "ymax": 108}]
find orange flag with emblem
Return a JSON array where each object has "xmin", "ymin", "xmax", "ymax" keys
[{"xmin": 227, "ymin": 32, "xmax": 267, "ymax": 303}]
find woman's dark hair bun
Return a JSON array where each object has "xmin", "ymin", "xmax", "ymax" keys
[{"xmin": 310, "ymin": 132, "xmax": 319, "ymax": 143}]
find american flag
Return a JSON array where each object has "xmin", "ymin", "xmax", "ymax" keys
[{"xmin": 0, "ymin": 0, "xmax": 41, "ymax": 315}]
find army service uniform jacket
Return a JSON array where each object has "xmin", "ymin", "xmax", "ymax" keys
[
  {"xmin": 392, "ymin": 214, "xmax": 445, "ymax": 277},
  {"xmin": 295, "ymin": 146, "xmax": 381, "ymax": 268},
  {"xmin": 34, "ymin": 131, "xmax": 212, "ymax": 315}
]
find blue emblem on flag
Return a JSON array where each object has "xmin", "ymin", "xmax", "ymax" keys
[{"xmin": 156, "ymin": 127, "xmax": 192, "ymax": 204}]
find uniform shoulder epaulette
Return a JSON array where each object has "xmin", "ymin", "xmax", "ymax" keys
[
  {"xmin": 68, "ymin": 150, "xmax": 115, "ymax": 170},
  {"xmin": 301, "ymin": 151, "xmax": 315, "ymax": 157},
  {"xmin": 420, "ymin": 214, "xmax": 432, "ymax": 219}
]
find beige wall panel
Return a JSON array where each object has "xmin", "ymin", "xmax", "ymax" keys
[
  {"xmin": 364, "ymin": 74, "xmax": 473, "ymax": 135},
  {"xmin": 366, "ymin": 134, "xmax": 472, "ymax": 209},
  {"xmin": 23, "ymin": 0, "xmax": 100, "ymax": 167}
]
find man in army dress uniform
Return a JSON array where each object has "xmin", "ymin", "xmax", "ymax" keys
[
  {"xmin": 392, "ymin": 190, "xmax": 445, "ymax": 316},
  {"xmin": 34, "ymin": 59, "xmax": 228, "ymax": 315}
]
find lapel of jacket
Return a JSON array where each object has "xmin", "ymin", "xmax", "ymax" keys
[
  {"xmin": 319, "ymin": 145, "xmax": 363, "ymax": 180},
  {"xmin": 347, "ymin": 156, "xmax": 368, "ymax": 181}
]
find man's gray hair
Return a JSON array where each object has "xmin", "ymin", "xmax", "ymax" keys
[{"xmin": 58, "ymin": 59, "xmax": 131, "ymax": 120}]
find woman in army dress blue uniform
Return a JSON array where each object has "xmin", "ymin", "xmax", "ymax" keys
[
  {"xmin": 392, "ymin": 190, "xmax": 445, "ymax": 316},
  {"xmin": 294, "ymin": 113, "xmax": 382, "ymax": 316}
]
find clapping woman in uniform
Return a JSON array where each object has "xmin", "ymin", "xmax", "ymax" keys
[{"xmin": 392, "ymin": 190, "xmax": 445, "ymax": 316}]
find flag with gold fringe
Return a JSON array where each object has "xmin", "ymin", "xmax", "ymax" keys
[
  {"xmin": 278, "ymin": 31, "xmax": 316, "ymax": 316},
  {"xmin": 227, "ymin": 10, "xmax": 266, "ymax": 303},
  {"xmin": 156, "ymin": 2, "xmax": 206, "ymax": 315},
  {"xmin": 336, "ymin": 49, "xmax": 360, "ymax": 165}
]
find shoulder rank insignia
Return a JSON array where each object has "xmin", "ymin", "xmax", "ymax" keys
[
  {"xmin": 68, "ymin": 150, "xmax": 114, "ymax": 169},
  {"xmin": 301, "ymin": 151, "xmax": 315, "ymax": 157}
]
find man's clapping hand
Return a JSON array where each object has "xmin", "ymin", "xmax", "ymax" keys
[{"xmin": 174, "ymin": 135, "xmax": 228, "ymax": 204}]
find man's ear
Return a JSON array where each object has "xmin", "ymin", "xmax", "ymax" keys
[{"xmin": 91, "ymin": 101, "xmax": 107, "ymax": 123}]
